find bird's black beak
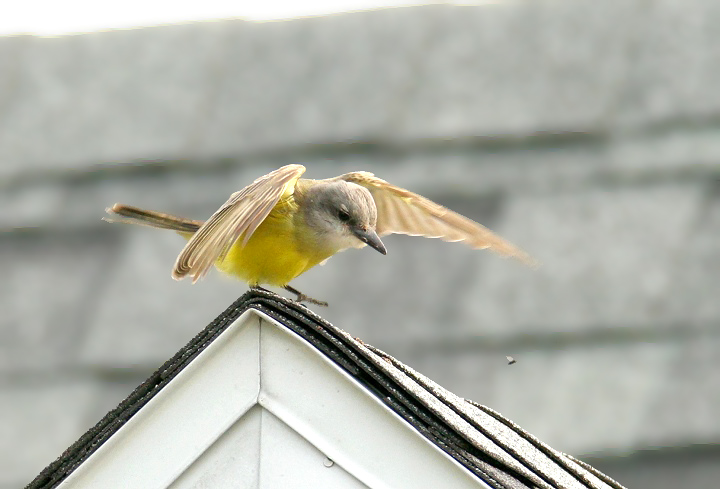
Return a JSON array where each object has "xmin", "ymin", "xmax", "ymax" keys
[{"xmin": 353, "ymin": 227, "xmax": 387, "ymax": 255}]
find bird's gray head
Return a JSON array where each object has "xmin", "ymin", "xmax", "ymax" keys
[{"xmin": 302, "ymin": 181, "xmax": 387, "ymax": 255}]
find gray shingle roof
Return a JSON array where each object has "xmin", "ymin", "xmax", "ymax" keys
[
  {"xmin": 3, "ymin": 1, "xmax": 720, "ymax": 181},
  {"xmin": 3, "ymin": 1, "xmax": 720, "ymax": 487}
]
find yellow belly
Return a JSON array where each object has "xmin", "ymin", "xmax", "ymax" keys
[{"xmin": 213, "ymin": 204, "xmax": 332, "ymax": 286}]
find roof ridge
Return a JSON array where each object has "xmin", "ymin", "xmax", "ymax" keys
[{"xmin": 26, "ymin": 289, "xmax": 627, "ymax": 489}]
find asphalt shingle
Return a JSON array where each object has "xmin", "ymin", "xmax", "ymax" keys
[
  {"xmin": 79, "ymin": 228, "xmax": 242, "ymax": 367},
  {"xmin": 2, "ymin": 2, "xmax": 720, "ymax": 486},
  {"xmin": 0, "ymin": 21, "xmax": 231, "ymax": 178},
  {"xmin": 457, "ymin": 184, "xmax": 705, "ymax": 337},
  {"xmin": 613, "ymin": 0, "xmax": 720, "ymax": 128},
  {"xmin": 397, "ymin": 0, "xmax": 638, "ymax": 139},
  {"xmin": 0, "ymin": 230, "xmax": 118, "ymax": 372},
  {"xmin": 636, "ymin": 332, "xmax": 720, "ymax": 448},
  {"xmin": 660, "ymin": 185, "xmax": 720, "ymax": 324},
  {"xmin": 1, "ymin": 381, "xmax": 101, "ymax": 488},
  {"xmin": 0, "ymin": 35, "xmax": 28, "ymax": 115},
  {"xmin": 27, "ymin": 290, "xmax": 626, "ymax": 489},
  {"xmin": 414, "ymin": 339, "xmax": 677, "ymax": 456},
  {"xmin": 196, "ymin": 7, "xmax": 437, "ymax": 158}
]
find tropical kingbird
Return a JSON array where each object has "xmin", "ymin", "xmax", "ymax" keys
[{"xmin": 105, "ymin": 164, "xmax": 533, "ymax": 305}]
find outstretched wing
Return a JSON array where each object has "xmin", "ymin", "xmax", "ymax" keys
[
  {"xmin": 173, "ymin": 164, "xmax": 306, "ymax": 282},
  {"xmin": 337, "ymin": 171, "xmax": 535, "ymax": 265}
]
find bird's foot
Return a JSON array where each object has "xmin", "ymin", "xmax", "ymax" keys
[
  {"xmin": 295, "ymin": 293, "xmax": 329, "ymax": 307},
  {"xmin": 283, "ymin": 285, "xmax": 329, "ymax": 307}
]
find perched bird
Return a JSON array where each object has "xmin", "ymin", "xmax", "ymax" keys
[{"xmin": 105, "ymin": 164, "xmax": 533, "ymax": 306}]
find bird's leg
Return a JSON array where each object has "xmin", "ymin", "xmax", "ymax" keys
[{"xmin": 283, "ymin": 285, "xmax": 329, "ymax": 307}]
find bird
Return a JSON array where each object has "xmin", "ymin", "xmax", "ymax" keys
[{"xmin": 105, "ymin": 164, "xmax": 534, "ymax": 306}]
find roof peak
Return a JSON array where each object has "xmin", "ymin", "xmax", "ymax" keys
[{"xmin": 26, "ymin": 289, "xmax": 625, "ymax": 489}]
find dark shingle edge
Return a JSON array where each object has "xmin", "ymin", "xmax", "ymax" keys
[{"xmin": 25, "ymin": 289, "xmax": 626, "ymax": 489}]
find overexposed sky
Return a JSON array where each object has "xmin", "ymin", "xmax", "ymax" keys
[{"xmin": 0, "ymin": 0, "xmax": 496, "ymax": 37}]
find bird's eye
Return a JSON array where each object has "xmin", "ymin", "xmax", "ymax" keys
[{"xmin": 338, "ymin": 209, "xmax": 351, "ymax": 222}]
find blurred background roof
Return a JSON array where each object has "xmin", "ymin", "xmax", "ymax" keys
[
  {"xmin": 1, "ymin": 1, "xmax": 719, "ymax": 488},
  {"xmin": 1, "ymin": 0, "xmax": 471, "ymax": 36}
]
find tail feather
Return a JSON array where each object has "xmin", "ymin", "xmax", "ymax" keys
[{"xmin": 104, "ymin": 204, "xmax": 203, "ymax": 233}]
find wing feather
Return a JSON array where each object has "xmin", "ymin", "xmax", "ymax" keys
[
  {"xmin": 173, "ymin": 164, "xmax": 306, "ymax": 282},
  {"xmin": 338, "ymin": 171, "xmax": 535, "ymax": 265}
]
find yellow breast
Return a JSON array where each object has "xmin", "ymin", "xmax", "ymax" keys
[{"xmin": 213, "ymin": 200, "xmax": 334, "ymax": 286}]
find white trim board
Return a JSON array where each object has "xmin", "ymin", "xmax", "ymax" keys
[{"xmin": 58, "ymin": 309, "xmax": 490, "ymax": 489}]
